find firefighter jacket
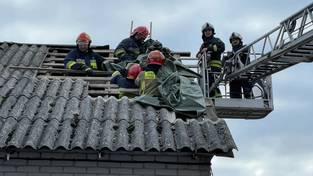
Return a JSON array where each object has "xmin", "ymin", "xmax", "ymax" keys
[
  {"xmin": 110, "ymin": 71, "xmax": 138, "ymax": 89},
  {"xmin": 224, "ymin": 44, "xmax": 250, "ymax": 70},
  {"xmin": 64, "ymin": 48, "xmax": 104, "ymax": 70},
  {"xmin": 135, "ymin": 64, "xmax": 162, "ymax": 97},
  {"xmin": 114, "ymin": 36, "xmax": 146, "ymax": 62},
  {"xmin": 197, "ymin": 35, "xmax": 225, "ymax": 68}
]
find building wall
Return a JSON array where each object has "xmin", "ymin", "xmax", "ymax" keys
[{"xmin": 0, "ymin": 150, "xmax": 212, "ymax": 176}]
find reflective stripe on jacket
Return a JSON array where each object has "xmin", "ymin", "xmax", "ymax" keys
[{"xmin": 64, "ymin": 48, "xmax": 104, "ymax": 70}]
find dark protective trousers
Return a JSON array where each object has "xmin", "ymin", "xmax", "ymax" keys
[
  {"xmin": 208, "ymin": 66, "xmax": 221, "ymax": 97},
  {"xmin": 229, "ymin": 79, "xmax": 253, "ymax": 98}
]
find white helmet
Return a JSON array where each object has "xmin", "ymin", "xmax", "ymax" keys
[
  {"xmin": 201, "ymin": 22, "xmax": 215, "ymax": 32},
  {"xmin": 229, "ymin": 32, "xmax": 243, "ymax": 43}
]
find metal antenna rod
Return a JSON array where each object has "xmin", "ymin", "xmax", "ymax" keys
[
  {"xmin": 149, "ymin": 21, "xmax": 153, "ymax": 39},
  {"xmin": 130, "ymin": 20, "xmax": 134, "ymax": 35}
]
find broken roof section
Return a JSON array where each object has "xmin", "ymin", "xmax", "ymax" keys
[{"xmin": 0, "ymin": 42, "xmax": 236, "ymax": 157}]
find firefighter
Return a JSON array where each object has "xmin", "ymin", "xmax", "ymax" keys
[
  {"xmin": 111, "ymin": 63, "xmax": 143, "ymax": 98},
  {"xmin": 64, "ymin": 32, "xmax": 105, "ymax": 76},
  {"xmin": 196, "ymin": 22, "xmax": 225, "ymax": 97},
  {"xmin": 111, "ymin": 63, "xmax": 142, "ymax": 88},
  {"xmin": 114, "ymin": 26, "xmax": 149, "ymax": 66},
  {"xmin": 226, "ymin": 32, "xmax": 253, "ymax": 98},
  {"xmin": 135, "ymin": 50, "xmax": 165, "ymax": 96}
]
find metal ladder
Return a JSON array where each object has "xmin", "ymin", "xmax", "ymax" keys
[{"xmin": 213, "ymin": 2, "xmax": 313, "ymax": 89}]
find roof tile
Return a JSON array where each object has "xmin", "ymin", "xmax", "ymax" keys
[
  {"xmin": 0, "ymin": 44, "xmax": 19, "ymax": 66},
  {"xmin": 24, "ymin": 118, "xmax": 45, "ymax": 149},
  {"xmin": 175, "ymin": 119, "xmax": 193, "ymax": 152},
  {"xmin": 0, "ymin": 42, "xmax": 236, "ymax": 156},
  {"xmin": 9, "ymin": 45, "xmax": 28, "ymax": 66},
  {"xmin": 7, "ymin": 117, "xmax": 31, "ymax": 148},
  {"xmin": 19, "ymin": 45, "xmax": 38, "ymax": 66}
]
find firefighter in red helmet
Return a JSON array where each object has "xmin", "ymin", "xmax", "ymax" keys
[
  {"xmin": 135, "ymin": 50, "xmax": 165, "ymax": 96},
  {"xmin": 64, "ymin": 32, "xmax": 105, "ymax": 75},
  {"xmin": 114, "ymin": 26, "xmax": 149, "ymax": 66},
  {"xmin": 111, "ymin": 63, "xmax": 143, "ymax": 98}
]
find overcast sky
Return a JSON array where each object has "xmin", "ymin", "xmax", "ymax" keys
[{"xmin": 1, "ymin": 0, "xmax": 313, "ymax": 176}]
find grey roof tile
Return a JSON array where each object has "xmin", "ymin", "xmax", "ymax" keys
[
  {"xmin": 0, "ymin": 68, "xmax": 11, "ymax": 80},
  {"xmin": 24, "ymin": 118, "xmax": 45, "ymax": 149},
  {"xmin": 130, "ymin": 120, "xmax": 145, "ymax": 151},
  {"xmin": 30, "ymin": 45, "xmax": 48, "ymax": 67},
  {"xmin": 58, "ymin": 78, "xmax": 72, "ymax": 99},
  {"xmin": 116, "ymin": 96, "xmax": 129, "ymax": 121},
  {"xmin": 0, "ymin": 76, "xmax": 19, "ymax": 97},
  {"xmin": 160, "ymin": 119, "xmax": 175, "ymax": 152},
  {"xmin": 144, "ymin": 106, "xmax": 160, "ymax": 151},
  {"xmin": 159, "ymin": 108, "xmax": 176, "ymax": 123},
  {"xmin": 71, "ymin": 119, "xmax": 89, "ymax": 150},
  {"xmin": 0, "ymin": 96, "xmax": 17, "ymax": 118},
  {"xmin": 9, "ymin": 77, "xmax": 29, "ymax": 97},
  {"xmin": 0, "ymin": 43, "xmax": 236, "ymax": 156},
  {"xmin": 92, "ymin": 97, "xmax": 105, "ymax": 121},
  {"xmin": 0, "ymin": 64, "xmax": 4, "ymax": 73},
  {"xmin": 9, "ymin": 44, "xmax": 28, "ymax": 66},
  {"xmin": 214, "ymin": 119, "xmax": 237, "ymax": 151},
  {"xmin": 175, "ymin": 119, "xmax": 192, "ymax": 152},
  {"xmin": 189, "ymin": 119, "xmax": 209, "ymax": 153},
  {"xmin": 103, "ymin": 96, "xmax": 118, "ymax": 121},
  {"xmin": 70, "ymin": 79, "xmax": 87, "ymax": 98},
  {"xmin": 8, "ymin": 96, "xmax": 29, "ymax": 120},
  {"xmin": 19, "ymin": 45, "xmax": 38, "ymax": 66},
  {"xmin": 39, "ymin": 119, "xmax": 60, "ymax": 149},
  {"xmin": 0, "ymin": 44, "xmax": 19, "ymax": 65},
  {"xmin": 85, "ymin": 119, "xmax": 101, "ymax": 150},
  {"xmin": 46, "ymin": 79, "xmax": 61, "ymax": 98},
  {"xmin": 11, "ymin": 70, "xmax": 23, "ymax": 79},
  {"xmin": 23, "ymin": 70, "xmax": 35, "ymax": 79},
  {"xmin": 7, "ymin": 117, "xmax": 31, "ymax": 148},
  {"xmin": 0, "ymin": 117, "xmax": 17, "ymax": 148},
  {"xmin": 0, "ymin": 43, "xmax": 9, "ymax": 58},
  {"xmin": 21, "ymin": 79, "xmax": 36, "ymax": 98},
  {"xmin": 54, "ymin": 119, "xmax": 73, "ymax": 150},
  {"xmin": 79, "ymin": 97, "xmax": 92, "ymax": 121},
  {"xmin": 98, "ymin": 120, "xmax": 115, "ymax": 151},
  {"xmin": 34, "ymin": 96, "xmax": 54, "ymax": 121},
  {"xmin": 201, "ymin": 120, "xmax": 223, "ymax": 152},
  {"xmin": 114, "ymin": 120, "xmax": 129, "ymax": 151},
  {"xmin": 63, "ymin": 97, "xmax": 80, "ymax": 121},
  {"xmin": 32, "ymin": 78, "xmax": 49, "ymax": 98},
  {"xmin": 48, "ymin": 97, "xmax": 67, "ymax": 122},
  {"xmin": 21, "ymin": 96, "xmax": 41, "ymax": 120},
  {"xmin": 130, "ymin": 105, "xmax": 145, "ymax": 151}
]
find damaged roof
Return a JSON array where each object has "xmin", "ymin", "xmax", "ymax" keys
[{"xmin": 0, "ymin": 42, "xmax": 236, "ymax": 156}]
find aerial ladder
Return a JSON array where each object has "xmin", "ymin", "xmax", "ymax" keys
[{"xmin": 200, "ymin": 2, "xmax": 313, "ymax": 119}]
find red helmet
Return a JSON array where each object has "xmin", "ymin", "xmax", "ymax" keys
[
  {"xmin": 131, "ymin": 26, "xmax": 149, "ymax": 38},
  {"xmin": 127, "ymin": 64, "xmax": 143, "ymax": 79},
  {"xmin": 76, "ymin": 32, "xmax": 92, "ymax": 43},
  {"xmin": 147, "ymin": 50, "xmax": 165, "ymax": 65}
]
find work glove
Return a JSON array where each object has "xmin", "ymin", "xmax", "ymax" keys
[
  {"xmin": 81, "ymin": 65, "xmax": 94, "ymax": 76},
  {"xmin": 207, "ymin": 44, "xmax": 218, "ymax": 52}
]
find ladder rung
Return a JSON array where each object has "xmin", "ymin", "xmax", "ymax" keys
[
  {"xmin": 285, "ymin": 52, "xmax": 312, "ymax": 57},
  {"xmin": 293, "ymin": 48, "xmax": 313, "ymax": 53},
  {"xmin": 299, "ymin": 45, "xmax": 313, "ymax": 49}
]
